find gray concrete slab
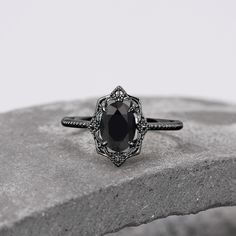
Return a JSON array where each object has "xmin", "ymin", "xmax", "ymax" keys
[
  {"xmin": 109, "ymin": 206, "xmax": 236, "ymax": 236},
  {"xmin": 0, "ymin": 97, "xmax": 235, "ymax": 236}
]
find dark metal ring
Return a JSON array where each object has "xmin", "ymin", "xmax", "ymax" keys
[
  {"xmin": 61, "ymin": 86, "xmax": 183, "ymax": 166},
  {"xmin": 61, "ymin": 116, "xmax": 183, "ymax": 131}
]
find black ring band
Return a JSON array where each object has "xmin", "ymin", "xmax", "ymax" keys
[
  {"xmin": 61, "ymin": 116, "xmax": 91, "ymax": 128},
  {"xmin": 61, "ymin": 116, "xmax": 183, "ymax": 131}
]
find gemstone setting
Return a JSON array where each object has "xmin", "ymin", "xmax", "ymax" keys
[{"xmin": 89, "ymin": 86, "xmax": 148, "ymax": 166}]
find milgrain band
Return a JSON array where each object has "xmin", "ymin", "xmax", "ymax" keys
[
  {"xmin": 61, "ymin": 116, "xmax": 91, "ymax": 128},
  {"xmin": 61, "ymin": 116, "xmax": 183, "ymax": 131},
  {"xmin": 146, "ymin": 118, "xmax": 183, "ymax": 130}
]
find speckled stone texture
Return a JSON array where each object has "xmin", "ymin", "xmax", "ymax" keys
[
  {"xmin": 0, "ymin": 97, "xmax": 235, "ymax": 236},
  {"xmin": 109, "ymin": 207, "xmax": 236, "ymax": 236}
]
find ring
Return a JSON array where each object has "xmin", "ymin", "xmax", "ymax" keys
[{"xmin": 61, "ymin": 86, "xmax": 183, "ymax": 166}]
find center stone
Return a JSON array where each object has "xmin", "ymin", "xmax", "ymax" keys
[{"xmin": 100, "ymin": 100, "xmax": 136, "ymax": 152}]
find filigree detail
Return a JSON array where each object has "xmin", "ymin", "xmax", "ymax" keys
[
  {"xmin": 88, "ymin": 116, "xmax": 100, "ymax": 134},
  {"xmin": 128, "ymin": 101, "xmax": 140, "ymax": 113},
  {"xmin": 91, "ymin": 86, "xmax": 147, "ymax": 166},
  {"xmin": 137, "ymin": 117, "xmax": 148, "ymax": 136},
  {"xmin": 110, "ymin": 85, "xmax": 128, "ymax": 102},
  {"xmin": 109, "ymin": 153, "xmax": 127, "ymax": 167}
]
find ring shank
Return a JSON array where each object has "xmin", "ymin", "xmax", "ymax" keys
[
  {"xmin": 146, "ymin": 118, "xmax": 183, "ymax": 130},
  {"xmin": 61, "ymin": 116, "xmax": 183, "ymax": 131},
  {"xmin": 61, "ymin": 116, "xmax": 92, "ymax": 128}
]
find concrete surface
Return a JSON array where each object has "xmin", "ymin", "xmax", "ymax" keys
[
  {"xmin": 110, "ymin": 206, "xmax": 236, "ymax": 236},
  {"xmin": 0, "ymin": 97, "xmax": 235, "ymax": 236}
]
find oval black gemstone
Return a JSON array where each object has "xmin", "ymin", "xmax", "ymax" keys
[{"xmin": 100, "ymin": 101, "xmax": 136, "ymax": 152}]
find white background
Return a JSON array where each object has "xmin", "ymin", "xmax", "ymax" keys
[{"xmin": 0, "ymin": 0, "xmax": 236, "ymax": 112}]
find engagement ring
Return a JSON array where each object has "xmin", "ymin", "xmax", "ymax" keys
[{"xmin": 61, "ymin": 86, "xmax": 183, "ymax": 166}]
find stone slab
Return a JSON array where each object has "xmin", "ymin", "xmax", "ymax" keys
[
  {"xmin": 0, "ymin": 97, "xmax": 236, "ymax": 236},
  {"xmin": 110, "ymin": 206, "xmax": 236, "ymax": 236}
]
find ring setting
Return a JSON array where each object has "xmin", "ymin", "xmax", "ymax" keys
[{"xmin": 61, "ymin": 86, "xmax": 183, "ymax": 166}]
